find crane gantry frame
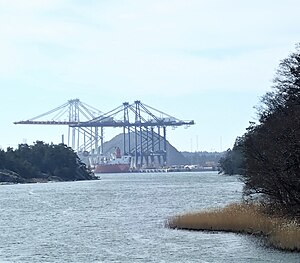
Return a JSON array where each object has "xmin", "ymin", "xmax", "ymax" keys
[
  {"xmin": 14, "ymin": 99, "xmax": 195, "ymax": 168},
  {"xmin": 14, "ymin": 99, "xmax": 103, "ymax": 152}
]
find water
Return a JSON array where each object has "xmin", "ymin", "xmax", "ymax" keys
[{"xmin": 0, "ymin": 172, "xmax": 299, "ymax": 262}]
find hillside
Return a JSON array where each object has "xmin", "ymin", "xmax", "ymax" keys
[{"xmin": 101, "ymin": 133, "xmax": 189, "ymax": 165}]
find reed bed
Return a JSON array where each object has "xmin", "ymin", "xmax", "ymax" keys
[
  {"xmin": 167, "ymin": 203, "xmax": 300, "ymax": 251},
  {"xmin": 269, "ymin": 221, "xmax": 300, "ymax": 251}
]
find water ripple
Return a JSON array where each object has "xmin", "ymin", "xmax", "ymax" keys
[{"xmin": 0, "ymin": 172, "xmax": 298, "ymax": 262}]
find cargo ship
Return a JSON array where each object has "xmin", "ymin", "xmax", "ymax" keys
[{"xmin": 93, "ymin": 147, "xmax": 131, "ymax": 174}]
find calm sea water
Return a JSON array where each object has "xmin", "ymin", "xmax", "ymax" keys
[{"xmin": 0, "ymin": 172, "xmax": 299, "ymax": 263}]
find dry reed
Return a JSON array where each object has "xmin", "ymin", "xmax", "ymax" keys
[
  {"xmin": 270, "ymin": 221, "xmax": 300, "ymax": 251},
  {"xmin": 167, "ymin": 203, "xmax": 300, "ymax": 251}
]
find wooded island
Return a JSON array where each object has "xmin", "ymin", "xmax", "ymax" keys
[{"xmin": 0, "ymin": 141, "xmax": 97, "ymax": 183}]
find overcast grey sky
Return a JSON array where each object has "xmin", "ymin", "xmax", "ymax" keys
[{"xmin": 0, "ymin": 0, "xmax": 299, "ymax": 151}]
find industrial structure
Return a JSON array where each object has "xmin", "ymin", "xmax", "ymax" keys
[
  {"xmin": 14, "ymin": 99, "xmax": 195, "ymax": 168},
  {"xmin": 14, "ymin": 99, "xmax": 103, "ymax": 152}
]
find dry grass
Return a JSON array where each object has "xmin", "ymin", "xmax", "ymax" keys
[
  {"xmin": 167, "ymin": 203, "xmax": 300, "ymax": 251},
  {"xmin": 270, "ymin": 221, "xmax": 300, "ymax": 251}
]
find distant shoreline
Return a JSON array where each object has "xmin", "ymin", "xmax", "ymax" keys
[{"xmin": 0, "ymin": 168, "xmax": 98, "ymax": 185}]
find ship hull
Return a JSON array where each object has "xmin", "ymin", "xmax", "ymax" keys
[{"xmin": 94, "ymin": 163, "xmax": 130, "ymax": 173}]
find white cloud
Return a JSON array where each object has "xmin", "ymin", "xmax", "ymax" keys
[
  {"xmin": 1, "ymin": 0, "xmax": 300, "ymax": 150},
  {"xmin": 0, "ymin": 0, "xmax": 298, "ymax": 81}
]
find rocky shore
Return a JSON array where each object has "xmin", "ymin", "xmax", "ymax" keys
[{"xmin": 0, "ymin": 168, "xmax": 98, "ymax": 184}]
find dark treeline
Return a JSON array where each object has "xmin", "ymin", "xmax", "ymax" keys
[
  {"xmin": 0, "ymin": 141, "xmax": 97, "ymax": 183},
  {"xmin": 219, "ymin": 137, "xmax": 245, "ymax": 176},
  {"xmin": 220, "ymin": 44, "xmax": 300, "ymax": 219},
  {"xmin": 181, "ymin": 151, "xmax": 224, "ymax": 167}
]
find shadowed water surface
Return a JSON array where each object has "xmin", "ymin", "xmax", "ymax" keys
[{"xmin": 0, "ymin": 172, "xmax": 299, "ymax": 262}]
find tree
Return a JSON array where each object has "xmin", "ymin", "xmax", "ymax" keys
[
  {"xmin": 242, "ymin": 44, "xmax": 300, "ymax": 218},
  {"xmin": 0, "ymin": 141, "xmax": 97, "ymax": 183},
  {"xmin": 219, "ymin": 136, "xmax": 246, "ymax": 175}
]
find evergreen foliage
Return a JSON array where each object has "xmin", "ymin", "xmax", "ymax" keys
[
  {"xmin": 0, "ymin": 141, "xmax": 97, "ymax": 183},
  {"xmin": 219, "ymin": 137, "xmax": 246, "ymax": 175}
]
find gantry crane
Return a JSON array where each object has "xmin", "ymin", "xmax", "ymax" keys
[
  {"xmin": 14, "ymin": 99, "xmax": 103, "ymax": 152},
  {"xmin": 73, "ymin": 100, "xmax": 195, "ymax": 168},
  {"xmin": 14, "ymin": 99, "xmax": 195, "ymax": 168}
]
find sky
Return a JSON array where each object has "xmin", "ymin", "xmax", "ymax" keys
[{"xmin": 0, "ymin": 0, "xmax": 299, "ymax": 152}]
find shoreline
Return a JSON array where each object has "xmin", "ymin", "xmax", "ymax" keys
[{"xmin": 166, "ymin": 203, "xmax": 300, "ymax": 252}]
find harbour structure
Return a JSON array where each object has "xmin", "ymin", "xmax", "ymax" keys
[
  {"xmin": 14, "ymin": 99, "xmax": 195, "ymax": 169},
  {"xmin": 14, "ymin": 99, "xmax": 103, "ymax": 153},
  {"xmin": 72, "ymin": 100, "xmax": 195, "ymax": 169}
]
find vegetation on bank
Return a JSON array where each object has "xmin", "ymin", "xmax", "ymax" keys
[
  {"xmin": 0, "ymin": 141, "xmax": 97, "ymax": 183},
  {"xmin": 167, "ymin": 203, "xmax": 300, "ymax": 251},
  {"xmin": 219, "ymin": 138, "xmax": 245, "ymax": 175},
  {"xmin": 169, "ymin": 44, "xmax": 300, "ymax": 251},
  {"xmin": 219, "ymin": 44, "xmax": 300, "ymax": 219}
]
